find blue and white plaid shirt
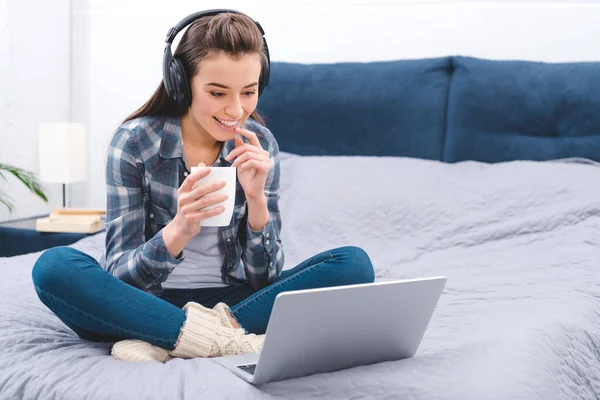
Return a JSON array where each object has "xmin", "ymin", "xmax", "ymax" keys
[{"xmin": 100, "ymin": 115, "xmax": 284, "ymax": 294}]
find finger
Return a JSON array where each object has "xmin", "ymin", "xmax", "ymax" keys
[
  {"xmin": 231, "ymin": 151, "xmax": 267, "ymax": 168},
  {"xmin": 179, "ymin": 164, "xmax": 210, "ymax": 193},
  {"xmin": 234, "ymin": 127, "xmax": 262, "ymax": 148},
  {"xmin": 227, "ymin": 143, "xmax": 264, "ymax": 160},
  {"xmin": 226, "ymin": 143, "xmax": 266, "ymax": 162},
  {"xmin": 239, "ymin": 159, "xmax": 269, "ymax": 174},
  {"xmin": 189, "ymin": 205, "xmax": 226, "ymax": 224},
  {"xmin": 226, "ymin": 137, "xmax": 245, "ymax": 161},
  {"xmin": 179, "ymin": 180, "xmax": 225, "ymax": 209},
  {"xmin": 186, "ymin": 180, "xmax": 227, "ymax": 202},
  {"xmin": 182, "ymin": 193, "xmax": 228, "ymax": 215}
]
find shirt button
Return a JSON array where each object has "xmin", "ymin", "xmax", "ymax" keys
[
  {"xmin": 266, "ymin": 232, "xmax": 270, "ymax": 238},
  {"xmin": 266, "ymin": 240, "xmax": 270, "ymax": 245},
  {"xmin": 149, "ymin": 213, "xmax": 154, "ymax": 218},
  {"xmin": 183, "ymin": 171, "xmax": 188, "ymax": 176},
  {"xmin": 269, "ymin": 262, "xmax": 273, "ymax": 266},
  {"xmin": 227, "ymin": 238, "xmax": 231, "ymax": 243}
]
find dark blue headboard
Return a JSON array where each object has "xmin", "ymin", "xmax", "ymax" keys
[{"xmin": 256, "ymin": 56, "xmax": 600, "ymax": 163}]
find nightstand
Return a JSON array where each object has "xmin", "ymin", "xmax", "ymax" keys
[{"xmin": 0, "ymin": 215, "xmax": 99, "ymax": 257}]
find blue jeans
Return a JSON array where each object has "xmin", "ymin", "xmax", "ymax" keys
[{"xmin": 32, "ymin": 246, "xmax": 374, "ymax": 351}]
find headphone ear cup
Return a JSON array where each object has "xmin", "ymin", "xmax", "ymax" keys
[
  {"xmin": 169, "ymin": 58, "xmax": 192, "ymax": 109},
  {"xmin": 258, "ymin": 39, "xmax": 270, "ymax": 96},
  {"xmin": 259, "ymin": 62, "xmax": 270, "ymax": 96}
]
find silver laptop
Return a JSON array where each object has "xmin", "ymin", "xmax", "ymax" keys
[{"xmin": 212, "ymin": 276, "xmax": 446, "ymax": 385}]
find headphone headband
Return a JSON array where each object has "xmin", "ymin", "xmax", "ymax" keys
[
  {"xmin": 162, "ymin": 9, "xmax": 271, "ymax": 109},
  {"xmin": 165, "ymin": 9, "xmax": 242, "ymax": 44}
]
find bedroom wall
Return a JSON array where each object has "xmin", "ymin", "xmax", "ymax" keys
[
  {"xmin": 2, "ymin": 0, "xmax": 600, "ymax": 220},
  {"xmin": 0, "ymin": 0, "xmax": 71, "ymax": 222}
]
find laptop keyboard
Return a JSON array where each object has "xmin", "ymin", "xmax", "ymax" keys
[{"xmin": 237, "ymin": 363, "xmax": 257, "ymax": 375}]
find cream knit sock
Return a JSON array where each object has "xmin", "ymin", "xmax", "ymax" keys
[
  {"xmin": 169, "ymin": 302, "xmax": 264, "ymax": 359},
  {"xmin": 186, "ymin": 301, "xmax": 236, "ymax": 329},
  {"xmin": 111, "ymin": 339, "xmax": 173, "ymax": 363},
  {"xmin": 213, "ymin": 302, "xmax": 239, "ymax": 329}
]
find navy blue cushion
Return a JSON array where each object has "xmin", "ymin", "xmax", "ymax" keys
[
  {"xmin": 257, "ymin": 58, "xmax": 452, "ymax": 160},
  {"xmin": 0, "ymin": 227, "xmax": 90, "ymax": 257},
  {"xmin": 445, "ymin": 56, "xmax": 600, "ymax": 163}
]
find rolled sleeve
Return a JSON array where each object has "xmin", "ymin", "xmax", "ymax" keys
[
  {"xmin": 103, "ymin": 128, "xmax": 182, "ymax": 290},
  {"xmin": 242, "ymin": 128, "xmax": 285, "ymax": 290}
]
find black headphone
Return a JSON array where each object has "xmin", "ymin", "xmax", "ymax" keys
[{"xmin": 163, "ymin": 9, "xmax": 271, "ymax": 110}]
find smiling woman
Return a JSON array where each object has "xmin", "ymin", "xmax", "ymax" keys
[
  {"xmin": 123, "ymin": 11, "xmax": 269, "ymax": 128},
  {"xmin": 30, "ymin": 9, "xmax": 375, "ymax": 365},
  {"xmin": 183, "ymin": 51, "xmax": 262, "ymax": 148}
]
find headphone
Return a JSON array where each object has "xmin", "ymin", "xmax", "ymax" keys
[{"xmin": 163, "ymin": 9, "xmax": 271, "ymax": 110}]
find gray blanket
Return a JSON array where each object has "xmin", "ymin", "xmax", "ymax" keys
[{"xmin": 1, "ymin": 155, "xmax": 600, "ymax": 400}]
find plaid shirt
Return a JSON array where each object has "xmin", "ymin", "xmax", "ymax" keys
[{"xmin": 100, "ymin": 115, "xmax": 284, "ymax": 294}]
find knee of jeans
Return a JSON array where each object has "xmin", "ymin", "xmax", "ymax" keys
[
  {"xmin": 336, "ymin": 246, "xmax": 375, "ymax": 284},
  {"xmin": 32, "ymin": 246, "xmax": 81, "ymax": 292}
]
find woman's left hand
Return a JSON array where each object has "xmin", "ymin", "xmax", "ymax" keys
[{"xmin": 225, "ymin": 127, "xmax": 270, "ymax": 200}]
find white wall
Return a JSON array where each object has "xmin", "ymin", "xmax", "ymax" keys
[
  {"xmin": 72, "ymin": 0, "xmax": 600, "ymax": 211},
  {"xmin": 2, "ymin": 0, "xmax": 600, "ymax": 220},
  {"xmin": 0, "ymin": 1, "xmax": 8, "ymax": 192},
  {"xmin": 0, "ymin": 0, "xmax": 71, "ymax": 221}
]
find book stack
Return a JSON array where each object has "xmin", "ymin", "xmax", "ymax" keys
[{"xmin": 36, "ymin": 208, "xmax": 106, "ymax": 234}]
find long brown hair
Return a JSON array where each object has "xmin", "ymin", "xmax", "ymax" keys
[{"xmin": 123, "ymin": 12, "xmax": 267, "ymax": 125}]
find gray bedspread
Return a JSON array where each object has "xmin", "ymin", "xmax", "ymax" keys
[{"xmin": 1, "ymin": 154, "xmax": 600, "ymax": 400}]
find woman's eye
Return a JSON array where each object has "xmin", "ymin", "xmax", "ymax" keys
[
  {"xmin": 210, "ymin": 92, "xmax": 225, "ymax": 98},
  {"xmin": 244, "ymin": 91, "xmax": 256, "ymax": 96}
]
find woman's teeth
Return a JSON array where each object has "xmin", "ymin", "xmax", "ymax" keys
[{"xmin": 214, "ymin": 117, "xmax": 239, "ymax": 127}]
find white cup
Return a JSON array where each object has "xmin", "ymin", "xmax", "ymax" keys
[{"xmin": 190, "ymin": 166, "xmax": 237, "ymax": 227}]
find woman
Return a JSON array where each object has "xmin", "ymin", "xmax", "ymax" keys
[{"xmin": 32, "ymin": 9, "xmax": 375, "ymax": 363}]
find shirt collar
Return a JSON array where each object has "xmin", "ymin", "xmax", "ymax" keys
[
  {"xmin": 158, "ymin": 117, "xmax": 184, "ymax": 160},
  {"xmin": 220, "ymin": 136, "xmax": 236, "ymax": 166}
]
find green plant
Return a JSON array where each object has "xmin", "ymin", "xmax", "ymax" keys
[{"xmin": 0, "ymin": 163, "xmax": 48, "ymax": 213}]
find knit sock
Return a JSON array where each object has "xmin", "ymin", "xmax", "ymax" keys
[
  {"xmin": 213, "ymin": 302, "xmax": 241, "ymax": 329},
  {"xmin": 169, "ymin": 302, "xmax": 264, "ymax": 358},
  {"xmin": 111, "ymin": 339, "xmax": 172, "ymax": 363},
  {"xmin": 186, "ymin": 301, "xmax": 235, "ymax": 329}
]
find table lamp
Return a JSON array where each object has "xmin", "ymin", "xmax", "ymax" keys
[
  {"xmin": 37, "ymin": 122, "xmax": 105, "ymax": 234},
  {"xmin": 38, "ymin": 122, "xmax": 86, "ymax": 208}
]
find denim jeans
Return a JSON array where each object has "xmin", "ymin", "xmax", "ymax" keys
[{"xmin": 32, "ymin": 245, "xmax": 374, "ymax": 351}]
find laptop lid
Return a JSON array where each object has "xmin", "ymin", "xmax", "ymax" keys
[{"xmin": 251, "ymin": 276, "xmax": 446, "ymax": 384}]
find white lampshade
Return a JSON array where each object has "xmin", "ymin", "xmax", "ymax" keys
[{"xmin": 38, "ymin": 123, "xmax": 87, "ymax": 183}]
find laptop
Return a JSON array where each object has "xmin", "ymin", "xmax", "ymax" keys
[{"xmin": 212, "ymin": 276, "xmax": 446, "ymax": 385}]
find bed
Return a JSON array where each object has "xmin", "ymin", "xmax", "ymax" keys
[{"xmin": 1, "ymin": 55, "xmax": 600, "ymax": 399}]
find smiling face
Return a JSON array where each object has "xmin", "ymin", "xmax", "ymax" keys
[{"xmin": 183, "ymin": 51, "xmax": 262, "ymax": 144}]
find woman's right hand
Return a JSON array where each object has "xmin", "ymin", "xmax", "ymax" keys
[
  {"xmin": 162, "ymin": 163, "xmax": 228, "ymax": 256},
  {"xmin": 174, "ymin": 163, "xmax": 228, "ymax": 237}
]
